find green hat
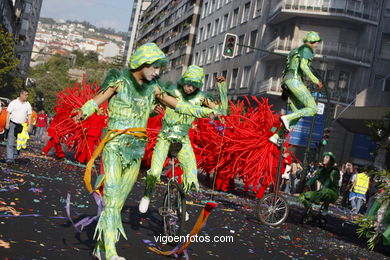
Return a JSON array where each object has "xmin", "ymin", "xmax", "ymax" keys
[
  {"xmin": 130, "ymin": 42, "xmax": 168, "ymax": 70},
  {"xmin": 303, "ymin": 31, "xmax": 321, "ymax": 43},
  {"xmin": 177, "ymin": 65, "xmax": 205, "ymax": 89},
  {"xmin": 323, "ymin": 152, "xmax": 336, "ymax": 164}
]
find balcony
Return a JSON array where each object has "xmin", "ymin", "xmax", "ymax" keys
[
  {"xmin": 268, "ymin": 0, "xmax": 380, "ymax": 25},
  {"xmin": 266, "ymin": 38, "xmax": 372, "ymax": 67},
  {"xmin": 257, "ymin": 78, "xmax": 282, "ymax": 94}
]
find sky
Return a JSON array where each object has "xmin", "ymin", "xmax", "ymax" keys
[{"xmin": 40, "ymin": 0, "xmax": 134, "ymax": 32}]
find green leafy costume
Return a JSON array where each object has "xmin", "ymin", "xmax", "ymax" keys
[
  {"xmin": 144, "ymin": 65, "xmax": 228, "ymax": 197},
  {"xmin": 299, "ymin": 152, "xmax": 340, "ymax": 212},
  {"xmin": 272, "ymin": 31, "xmax": 321, "ymax": 140},
  {"xmin": 80, "ymin": 44, "xmax": 217, "ymax": 260}
]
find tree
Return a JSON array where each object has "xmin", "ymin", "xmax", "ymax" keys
[
  {"xmin": 0, "ymin": 27, "xmax": 19, "ymax": 90},
  {"xmin": 29, "ymin": 55, "xmax": 76, "ymax": 113},
  {"xmin": 368, "ymin": 111, "xmax": 390, "ymax": 169}
]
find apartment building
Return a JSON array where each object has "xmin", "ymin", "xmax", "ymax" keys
[
  {"xmin": 124, "ymin": 0, "xmax": 152, "ymax": 63},
  {"xmin": 135, "ymin": 0, "xmax": 201, "ymax": 82},
  {"xmin": 193, "ymin": 0, "xmax": 390, "ymax": 164},
  {"xmin": 1, "ymin": 0, "xmax": 43, "ymax": 77}
]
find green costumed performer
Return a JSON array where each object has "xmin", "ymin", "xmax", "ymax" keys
[
  {"xmin": 138, "ymin": 65, "xmax": 228, "ymax": 213},
  {"xmin": 73, "ymin": 43, "xmax": 220, "ymax": 260},
  {"xmin": 270, "ymin": 31, "xmax": 323, "ymax": 145},
  {"xmin": 299, "ymin": 152, "xmax": 340, "ymax": 215}
]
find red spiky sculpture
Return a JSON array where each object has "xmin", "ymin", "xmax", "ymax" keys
[
  {"xmin": 53, "ymin": 76, "xmax": 108, "ymax": 163},
  {"xmin": 142, "ymin": 96, "xmax": 294, "ymax": 198}
]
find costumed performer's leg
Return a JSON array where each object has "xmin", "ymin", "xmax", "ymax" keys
[
  {"xmin": 316, "ymin": 188, "xmax": 338, "ymax": 212},
  {"xmin": 139, "ymin": 138, "xmax": 170, "ymax": 213},
  {"xmin": 177, "ymin": 138, "xmax": 199, "ymax": 193},
  {"xmin": 94, "ymin": 143, "xmax": 140, "ymax": 259},
  {"xmin": 299, "ymin": 190, "xmax": 321, "ymax": 211},
  {"xmin": 282, "ymin": 79, "xmax": 317, "ymax": 128}
]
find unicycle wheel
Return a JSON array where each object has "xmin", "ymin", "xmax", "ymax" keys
[
  {"xmin": 257, "ymin": 193, "xmax": 289, "ymax": 226},
  {"xmin": 162, "ymin": 182, "xmax": 186, "ymax": 237}
]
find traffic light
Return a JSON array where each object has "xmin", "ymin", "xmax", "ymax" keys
[
  {"xmin": 321, "ymin": 128, "xmax": 331, "ymax": 145},
  {"xmin": 222, "ymin": 33, "xmax": 238, "ymax": 58}
]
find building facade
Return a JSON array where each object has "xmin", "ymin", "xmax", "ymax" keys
[
  {"xmin": 193, "ymin": 0, "xmax": 390, "ymax": 164},
  {"xmin": 1, "ymin": 0, "xmax": 43, "ymax": 78},
  {"xmin": 135, "ymin": 0, "xmax": 201, "ymax": 82},
  {"xmin": 0, "ymin": 0, "xmax": 23, "ymax": 34},
  {"xmin": 124, "ymin": 0, "xmax": 152, "ymax": 63}
]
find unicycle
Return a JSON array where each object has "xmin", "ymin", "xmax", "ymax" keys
[
  {"xmin": 158, "ymin": 141, "xmax": 187, "ymax": 236},
  {"xmin": 257, "ymin": 131, "xmax": 289, "ymax": 226}
]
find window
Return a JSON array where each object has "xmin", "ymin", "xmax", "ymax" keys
[
  {"xmin": 237, "ymin": 34, "xmax": 245, "ymax": 55},
  {"xmin": 211, "ymin": 72, "xmax": 218, "ymax": 89},
  {"xmin": 24, "ymin": 3, "xmax": 32, "ymax": 13},
  {"xmin": 215, "ymin": 43, "xmax": 222, "ymax": 61},
  {"xmin": 207, "ymin": 46, "xmax": 214, "ymax": 63},
  {"xmin": 221, "ymin": 14, "xmax": 228, "ymax": 33},
  {"xmin": 210, "ymin": 0, "xmax": 215, "ymax": 13},
  {"xmin": 384, "ymin": 78, "xmax": 390, "ymax": 92},
  {"xmin": 380, "ymin": 33, "xmax": 390, "ymax": 60},
  {"xmin": 254, "ymin": 0, "xmax": 263, "ymax": 17},
  {"xmin": 217, "ymin": 0, "xmax": 222, "ymax": 9},
  {"xmin": 205, "ymin": 23, "xmax": 211, "ymax": 40},
  {"xmin": 194, "ymin": 52, "xmax": 199, "ymax": 64},
  {"xmin": 200, "ymin": 49, "xmax": 206, "ymax": 65},
  {"xmin": 212, "ymin": 19, "xmax": 219, "ymax": 37},
  {"xmin": 242, "ymin": 2, "xmax": 250, "ymax": 23},
  {"xmin": 204, "ymin": 74, "xmax": 209, "ymax": 91},
  {"xmin": 231, "ymin": 8, "xmax": 239, "ymax": 28},
  {"xmin": 241, "ymin": 66, "xmax": 251, "ymax": 88},
  {"xmin": 21, "ymin": 19, "xmax": 29, "ymax": 30},
  {"xmin": 222, "ymin": 70, "xmax": 227, "ymax": 79},
  {"xmin": 198, "ymin": 27, "xmax": 203, "ymax": 43},
  {"xmin": 202, "ymin": 2, "xmax": 208, "ymax": 18},
  {"xmin": 385, "ymin": 0, "xmax": 390, "ymax": 17},
  {"xmin": 247, "ymin": 30, "xmax": 257, "ymax": 52},
  {"xmin": 230, "ymin": 68, "xmax": 238, "ymax": 89}
]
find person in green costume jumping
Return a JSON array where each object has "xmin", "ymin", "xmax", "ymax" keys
[
  {"xmin": 270, "ymin": 31, "xmax": 323, "ymax": 144},
  {"xmin": 73, "ymin": 43, "xmax": 220, "ymax": 260},
  {"xmin": 138, "ymin": 65, "xmax": 228, "ymax": 214},
  {"xmin": 299, "ymin": 152, "xmax": 340, "ymax": 216}
]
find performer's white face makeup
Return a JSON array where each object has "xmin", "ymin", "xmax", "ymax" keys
[
  {"xmin": 141, "ymin": 65, "xmax": 160, "ymax": 81},
  {"xmin": 183, "ymin": 84, "xmax": 196, "ymax": 95}
]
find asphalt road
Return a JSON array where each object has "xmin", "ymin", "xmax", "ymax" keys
[{"xmin": 0, "ymin": 142, "xmax": 389, "ymax": 260}]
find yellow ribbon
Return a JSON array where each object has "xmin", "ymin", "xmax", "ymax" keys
[{"xmin": 84, "ymin": 127, "xmax": 147, "ymax": 193}]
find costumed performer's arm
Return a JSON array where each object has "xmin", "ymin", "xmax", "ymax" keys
[
  {"xmin": 300, "ymin": 58, "xmax": 323, "ymax": 90},
  {"xmin": 72, "ymin": 69, "xmax": 121, "ymax": 122},
  {"xmin": 306, "ymin": 169, "xmax": 319, "ymax": 188},
  {"xmin": 202, "ymin": 76, "xmax": 228, "ymax": 115},
  {"xmin": 155, "ymin": 86, "xmax": 218, "ymax": 119}
]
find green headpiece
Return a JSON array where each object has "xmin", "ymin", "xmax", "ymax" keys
[
  {"xmin": 303, "ymin": 31, "xmax": 321, "ymax": 43},
  {"xmin": 323, "ymin": 152, "xmax": 336, "ymax": 165},
  {"xmin": 129, "ymin": 42, "xmax": 168, "ymax": 70},
  {"xmin": 177, "ymin": 65, "xmax": 205, "ymax": 89}
]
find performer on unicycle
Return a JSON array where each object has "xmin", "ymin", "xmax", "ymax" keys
[
  {"xmin": 139, "ymin": 65, "xmax": 228, "ymax": 214},
  {"xmin": 270, "ymin": 31, "xmax": 323, "ymax": 145}
]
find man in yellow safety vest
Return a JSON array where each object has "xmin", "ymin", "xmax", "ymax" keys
[{"xmin": 349, "ymin": 168, "xmax": 370, "ymax": 214}]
